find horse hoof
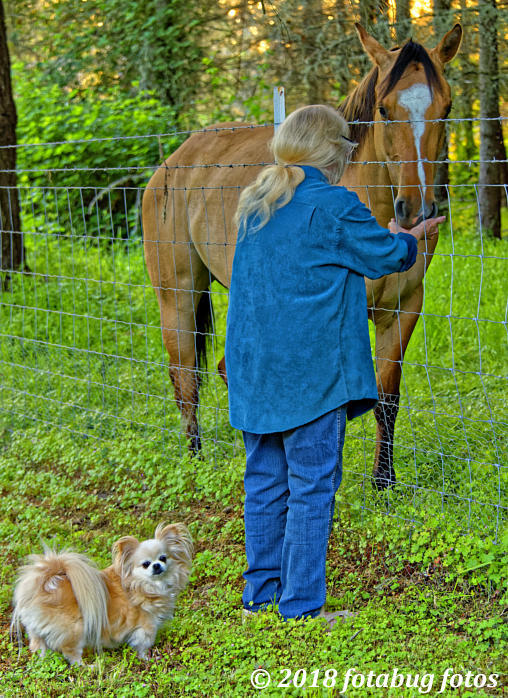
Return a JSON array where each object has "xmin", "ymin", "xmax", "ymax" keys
[
  {"xmin": 373, "ymin": 472, "xmax": 396, "ymax": 491},
  {"xmin": 189, "ymin": 435, "xmax": 202, "ymax": 455}
]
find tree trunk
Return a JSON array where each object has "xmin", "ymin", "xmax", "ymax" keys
[
  {"xmin": 301, "ymin": 0, "xmax": 327, "ymax": 103},
  {"xmin": 495, "ymin": 127, "xmax": 507, "ymax": 207},
  {"xmin": 478, "ymin": 0, "xmax": 502, "ymax": 238},
  {"xmin": 395, "ymin": 0, "xmax": 412, "ymax": 45},
  {"xmin": 433, "ymin": 0, "xmax": 451, "ymax": 209},
  {"xmin": 457, "ymin": 0, "xmax": 476, "ymax": 162},
  {"xmin": 0, "ymin": 0, "xmax": 23, "ymax": 282}
]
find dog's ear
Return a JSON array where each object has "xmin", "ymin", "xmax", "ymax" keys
[
  {"xmin": 112, "ymin": 535, "xmax": 139, "ymax": 575},
  {"xmin": 155, "ymin": 522, "xmax": 192, "ymax": 547},
  {"xmin": 155, "ymin": 523, "xmax": 194, "ymax": 570}
]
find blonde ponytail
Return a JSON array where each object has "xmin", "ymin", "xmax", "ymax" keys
[
  {"xmin": 235, "ymin": 105, "xmax": 355, "ymax": 235},
  {"xmin": 235, "ymin": 164, "xmax": 305, "ymax": 234}
]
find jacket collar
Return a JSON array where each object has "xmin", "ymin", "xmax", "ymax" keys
[{"xmin": 299, "ymin": 165, "xmax": 329, "ymax": 183}]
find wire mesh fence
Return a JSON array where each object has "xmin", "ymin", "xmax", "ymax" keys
[{"xmin": 0, "ymin": 116, "xmax": 506, "ymax": 541}]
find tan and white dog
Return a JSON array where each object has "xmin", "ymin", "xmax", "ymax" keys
[{"xmin": 11, "ymin": 523, "xmax": 193, "ymax": 664}]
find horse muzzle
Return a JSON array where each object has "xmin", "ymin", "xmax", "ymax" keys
[{"xmin": 394, "ymin": 198, "xmax": 438, "ymax": 228}]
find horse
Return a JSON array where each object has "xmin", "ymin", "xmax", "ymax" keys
[{"xmin": 142, "ymin": 23, "xmax": 462, "ymax": 489}]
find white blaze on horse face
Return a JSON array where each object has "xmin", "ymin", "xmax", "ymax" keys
[{"xmin": 397, "ymin": 83, "xmax": 432, "ymax": 197}]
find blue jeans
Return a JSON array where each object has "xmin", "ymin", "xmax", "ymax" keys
[{"xmin": 242, "ymin": 407, "xmax": 346, "ymax": 619}]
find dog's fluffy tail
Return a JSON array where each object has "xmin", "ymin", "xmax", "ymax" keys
[{"xmin": 11, "ymin": 546, "xmax": 108, "ymax": 650}]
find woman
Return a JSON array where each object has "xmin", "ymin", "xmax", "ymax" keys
[{"xmin": 225, "ymin": 105, "xmax": 444, "ymax": 625}]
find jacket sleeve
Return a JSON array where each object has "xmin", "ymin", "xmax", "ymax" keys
[
  {"xmin": 334, "ymin": 191, "xmax": 417, "ymax": 279},
  {"xmin": 397, "ymin": 232, "xmax": 418, "ymax": 271}
]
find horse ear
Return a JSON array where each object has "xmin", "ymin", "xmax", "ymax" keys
[
  {"xmin": 431, "ymin": 23, "xmax": 462, "ymax": 64},
  {"xmin": 355, "ymin": 23, "xmax": 392, "ymax": 69}
]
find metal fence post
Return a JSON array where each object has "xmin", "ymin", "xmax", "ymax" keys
[{"xmin": 273, "ymin": 86, "xmax": 285, "ymax": 132}]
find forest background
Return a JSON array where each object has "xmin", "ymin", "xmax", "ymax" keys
[{"xmin": 2, "ymin": 0, "xmax": 507, "ymax": 242}]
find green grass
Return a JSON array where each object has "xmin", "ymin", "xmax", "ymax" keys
[
  {"xmin": 1, "ymin": 203, "xmax": 506, "ymax": 536},
  {"xmin": 0, "ymin": 198, "xmax": 507, "ymax": 695},
  {"xmin": 0, "ymin": 429, "xmax": 506, "ymax": 696}
]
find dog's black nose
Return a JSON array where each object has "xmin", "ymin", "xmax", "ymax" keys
[{"xmin": 152, "ymin": 562, "xmax": 163, "ymax": 575}]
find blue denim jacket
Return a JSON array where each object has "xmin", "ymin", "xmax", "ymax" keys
[{"xmin": 225, "ymin": 166, "xmax": 417, "ymax": 434}]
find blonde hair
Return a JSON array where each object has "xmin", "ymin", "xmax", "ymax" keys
[{"xmin": 235, "ymin": 105, "xmax": 355, "ymax": 234}]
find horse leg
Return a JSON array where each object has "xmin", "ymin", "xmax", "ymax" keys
[
  {"xmin": 217, "ymin": 356, "xmax": 228, "ymax": 387},
  {"xmin": 142, "ymin": 175, "xmax": 214, "ymax": 453},
  {"xmin": 373, "ymin": 286, "xmax": 423, "ymax": 489},
  {"xmin": 373, "ymin": 393, "xmax": 400, "ymax": 490},
  {"xmin": 157, "ymin": 287, "xmax": 209, "ymax": 453}
]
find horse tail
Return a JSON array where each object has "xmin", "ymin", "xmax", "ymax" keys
[{"xmin": 196, "ymin": 287, "xmax": 214, "ymax": 380}]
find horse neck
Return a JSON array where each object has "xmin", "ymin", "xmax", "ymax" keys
[{"xmin": 341, "ymin": 129, "xmax": 394, "ymax": 227}]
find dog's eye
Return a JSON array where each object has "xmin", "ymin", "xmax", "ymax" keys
[
  {"xmin": 159, "ymin": 555, "xmax": 167, "ymax": 563},
  {"xmin": 142, "ymin": 561, "xmax": 151, "ymax": 569}
]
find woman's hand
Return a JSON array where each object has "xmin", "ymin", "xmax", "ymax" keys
[{"xmin": 389, "ymin": 216, "xmax": 446, "ymax": 242}]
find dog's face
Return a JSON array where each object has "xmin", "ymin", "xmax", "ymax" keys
[
  {"xmin": 129, "ymin": 539, "xmax": 171, "ymax": 583},
  {"xmin": 112, "ymin": 523, "xmax": 193, "ymax": 594}
]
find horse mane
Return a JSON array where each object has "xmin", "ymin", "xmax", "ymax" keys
[
  {"xmin": 340, "ymin": 66, "xmax": 379, "ymax": 153},
  {"xmin": 339, "ymin": 39, "xmax": 444, "ymax": 160}
]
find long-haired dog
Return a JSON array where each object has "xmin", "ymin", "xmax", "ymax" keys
[{"xmin": 11, "ymin": 523, "xmax": 193, "ymax": 664}]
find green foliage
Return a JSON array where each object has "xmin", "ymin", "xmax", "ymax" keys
[
  {"xmin": 7, "ymin": 0, "xmax": 214, "ymax": 122},
  {"xmin": 198, "ymin": 55, "xmax": 273, "ymax": 124},
  {"xmin": 13, "ymin": 63, "xmax": 182, "ymax": 239}
]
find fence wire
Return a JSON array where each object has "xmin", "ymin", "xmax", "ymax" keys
[{"xmin": 0, "ymin": 119, "xmax": 506, "ymax": 541}]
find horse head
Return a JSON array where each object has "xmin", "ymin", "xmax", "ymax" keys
[{"xmin": 350, "ymin": 23, "xmax": 462, "ymax": 228}]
